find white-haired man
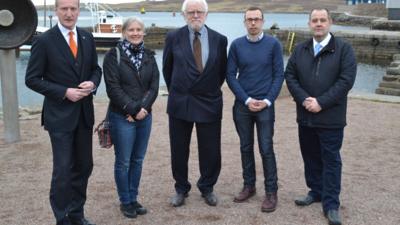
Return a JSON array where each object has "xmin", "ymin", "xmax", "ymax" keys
[{"xmin": 163, "ymin": 0, "xmax": 227, "ymax": 207}]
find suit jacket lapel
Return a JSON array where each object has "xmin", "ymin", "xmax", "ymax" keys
[
  {"xmin": 203, "ymin": 26, "xmax": 216, "ymax": 74},
  {"xmin": 179, "ymin": 26, "xmax": 198, "ymax": 71},
  {"xmin": 179, "ymin": 26, "xmax": 217, "ymax": 75},
  {"xmin": 77, "ymin": 28, "xmax": 88, "ymax": 80},
  {"xmin": 50, "ymin": 26, "xmax": 80, "ymax": 77},
  {"xmin": 191, "ymin": 26, "xmax": 218, "ymax": 86}
]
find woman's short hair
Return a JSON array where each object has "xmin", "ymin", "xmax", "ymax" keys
[{"xmin": 122, "ymin": 16, "xmax": 145, "ymax": 34}]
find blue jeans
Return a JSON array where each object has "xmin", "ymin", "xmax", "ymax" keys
[
  {"xmin": 298, "ymin": 126, "xmax": 343, "ymax": 212},
  {"xmin": 233, "ymin": 101, "xmax": 278, "ymax": 193},
  {"xmin": 109, "ymin": 111, "xmax": 152, "ymax": 204}
]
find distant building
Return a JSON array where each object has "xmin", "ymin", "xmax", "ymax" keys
[
  {"xmin": 346, "ymin": 0, "xmax": 385, "ymax": 5},
  {"xmin": 387, "ymin": 0, "xmax": 400, "ymax": 20}
]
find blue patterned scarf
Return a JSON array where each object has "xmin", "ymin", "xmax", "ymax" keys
[{"xmin": 119, "ymin": 39, "xmax": 144, "ymax": 71}]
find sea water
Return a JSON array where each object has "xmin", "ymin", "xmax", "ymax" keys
[{"xmin": 4, "ymin": 12, "xmax": 383, "ymax": 107}]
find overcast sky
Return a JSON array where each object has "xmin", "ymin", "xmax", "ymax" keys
[{"xmin": 31, "ymin": 0, "xmax": 146, "ymax": 6}]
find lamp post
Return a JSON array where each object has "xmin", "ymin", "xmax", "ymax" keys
[
  {"xmin": 44, "ymin": 0, "xmax": 46, "ymax": 27},
  {"xmin": 0, "ymin": 9, "xmax": 20, "ymax": 143}
]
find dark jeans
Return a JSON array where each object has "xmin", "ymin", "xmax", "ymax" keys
[
  {"xmin": 48, "ymin": 117, "xmax": 93, "ymax": 225},
  {"xmin": 298, "ymin": 125, "xmax": 343, "ymax": 212},
  {"xmin": 233, "ymin": 101, "xmax": 278, "ymax": 193},
  {"xmin": 169, "ymin": 116, "xmax": 221, "ymax": 195},
  {"xmin": 109, "ymin": 111, "xmax": 152, "ymax": 204}
]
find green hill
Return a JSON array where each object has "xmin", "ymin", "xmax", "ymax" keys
[{"xmin": 106, "ymin": 0, "xmax": 347, "ymax": 13}]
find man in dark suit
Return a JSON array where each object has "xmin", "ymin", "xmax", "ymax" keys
[
  {"xmin": 162, "ymin": 0, "xmax": 227, "ymax": 207},
  {"xmin": 284, "ymin": 8, "xmax": 356, "ymax": 225},
  {"xmin": 25, "ymin": 0, "xmax": 101, "ymax": 224}
]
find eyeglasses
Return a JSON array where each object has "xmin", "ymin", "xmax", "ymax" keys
[
  {"xmin": 245, "ymin": 17, "xmax": 263, "ymax": 23},
  {"xmin": 185, "ymin": 10, "xmax": 206, "ymax": 17}
]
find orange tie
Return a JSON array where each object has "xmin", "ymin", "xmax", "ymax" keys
[{"xmin": 69, "ymin": 31, "xmax": 78, "ymax": 58}]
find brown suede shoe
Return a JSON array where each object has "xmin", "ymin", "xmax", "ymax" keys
[
  {"xmin": 261, "ymin": 192, "xmax": 277, "ymax": 212},
  {"xmin": 233, "ymin": 186, "xmax": 256, "ymax": 203}
]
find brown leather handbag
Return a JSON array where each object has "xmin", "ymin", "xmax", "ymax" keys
[
  {"xmin": 95, "ymin": 47, "xmax": 121, "ymax": 149},
  {"xmin": 95, "ymin": 105, "xmax": 112, "ymax": 149}
]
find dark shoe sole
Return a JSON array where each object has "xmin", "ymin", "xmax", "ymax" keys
[
  {"xmin": 171, "ymin": 193, "xmax": 189, "ymax": 207},
  {"xmin": 120, "ymin": 205, "xmax": 137, "ymax": 218},
  {"xmin": 171, "ymin": 200, "xmax": 185, "ymax": 207},
  {"xmin": 324, "ymin": 211, "xmax": 342, "ymax": 225},
  {"xmin": 202, "ymin": 197, "xmax": 218, "ymax": 206},
  {"xmin": 261, "ymin": 206, "xmax": 276, "ymax": 213},
  {"xmin": 136, "ymin": 209, "xmax": 147, "ymax": 215},
  {"xmin": 233, "ymin": 191, "xmax": 256, "ymax": 203},
  {"xmin": 172, "ymin": 203, "xmax": 184, "ymax": 207},
  {"xmin": 201, "ymin": 193, "xmax": 218, "ymax": 206},
  {"xmin": 328, "ymin": 221, "xmax": 342, "ymax": 225},
  {"xmin": 121, "ymin": 212, "xmax": 137, "ymax": 218},
  {"xmin": 204, "ymin": 200, "xmax": 217, "ymax": 206},
  {"xmin": 294, "ymin": 197, "xmax": 321, "ymax": 206}
]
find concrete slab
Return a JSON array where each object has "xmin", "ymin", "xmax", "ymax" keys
[{"xmin": 349, "ymin": 92, "xmax": 400, "ymax": 103}]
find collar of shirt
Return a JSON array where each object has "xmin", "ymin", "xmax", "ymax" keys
[
  {"xmin": 246, "ymin": 32, "xmax": 264, "ymax": 42},
  {"xmin": 57, "ymin": 22, "xmax": 78, "ymax": 47},
  {"xmin": 188, "ymin": 25, "xmax": 207, "ymax": 39},
  {"xmin": 188, "ymin": 25, "xmax": 208, "ymax": 51},
  {"xmin": 313, "ymin": 32, "xmax": 331, "ymax": 49}
]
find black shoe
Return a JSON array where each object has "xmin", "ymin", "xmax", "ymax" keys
[
  {"xmin": 70, "ymin": 218, "xmax": 96, "ymax": 225},
  {"xmin": 120, "ymin": 203, "xmax": 137, "ymax": 218},
  {"xmin": 132, "ymin": 201, "xmax": 147, "ymax": 215},
  {"xmin": 171, "ymin": 192, "xmax": 188, "ymax": 207},
  {"xmin": 201, "ymin": 192, "xmax": 218, "ymax": 206},
  {"xmin": 294, "ymin": 194, "xmax": 321, "ymax": 206},
  {"xmin": 325, "ymin": 209, "xmax": 342, "ymax": 225}
]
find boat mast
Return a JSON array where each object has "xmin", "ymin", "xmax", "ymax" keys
[
  {"xmin": 85, "ymin": 1, "xmax": 122, "ymax": 34},
  {"xmin": 44, "ymin": 0, "xmax": 47, "ymax": 27},
  {"xmin": 85, "ymin": 0, "xmax": 100, "ymax": 33}
]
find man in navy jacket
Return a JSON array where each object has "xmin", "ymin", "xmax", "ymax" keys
[
  {"xmin": 162, "ymin": 0, "xmax": 227, "ymax": 207},
  {"xmin": 226, "ymin": 6, "xmax": 284, "ymax": 213},
  {"xmin": 284, "ymin": 8, "xmax": 357, "ymax": 225}
]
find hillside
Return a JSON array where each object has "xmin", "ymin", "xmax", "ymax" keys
[
  {"xmin": 97, "ymin": 0, "xmax": 347, "ymax": 13},
  {"xmin": 35, "ymin": 0, "xmax": 387, "ymax": 17}
]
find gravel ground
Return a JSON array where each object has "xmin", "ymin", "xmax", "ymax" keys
[{"xmin": 1, "ymin": 88, "xmax": 399, "ymax": 225}]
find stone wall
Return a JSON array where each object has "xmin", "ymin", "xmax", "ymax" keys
[
  {"xmin": 145, "ymin": 26, "xmax": 173, "ymax": 49},
  {"xmin": 376, "ymin": 54, "xmax": 400, "ymax": 96},
  {"xmin": 371, "ymin": 18, "xmax": 400, "ymax": 31},
  {"xmin": 331, "ymin": 12, "xmax": 400, "ymax": 31},
  {"xmin": 269, "ymin": 28, "xmax": 400, "ymax": 64},
  {"xmin": 331, "ymin": 12, "xmax": 378, "ymax": 27}
]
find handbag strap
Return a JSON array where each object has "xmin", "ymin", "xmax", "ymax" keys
[
  {"xmin": 115, "ymin": 46, "xmax": 120, "ymax": 65},
  {"xmin": 105, "ymin": 103, "xmax": 111, "ymax": 120}
]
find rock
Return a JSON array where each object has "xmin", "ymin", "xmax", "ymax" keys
[
  {"xmin": 393, "ymin": 54, "xmax": 400, "ymax": 61},
  {"xmin": 387, "ymin": 67, "xmax": 400, "ymax": 76}
]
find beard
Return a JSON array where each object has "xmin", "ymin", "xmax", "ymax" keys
[{"xmin": 187, "ymin": 20, "xmax": 204, "ymax": 32}]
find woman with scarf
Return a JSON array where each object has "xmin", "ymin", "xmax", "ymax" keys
[{"xmin": 103, "ymin": 17, "xmax": 159, "ymax": 219}]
